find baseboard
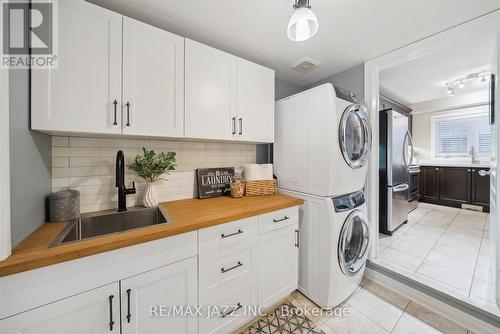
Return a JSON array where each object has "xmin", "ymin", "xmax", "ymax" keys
[{"xmin": 365, "ymin": 266, "xmax": 500, "ymax": 334}]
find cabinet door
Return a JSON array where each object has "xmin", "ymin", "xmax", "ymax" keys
[
  {"xmin": 257, "ymin": 224, "xmax": 299, "ymax": 308},
  {"xmin": 31, "ymin": 0, "xmax": 122, "ymax": 134},
  {"xmin": 122, "ymin": 17, "xmax": 184, "ymax": 137},
  {"xmin": 420, "ymin": 167, "xmax": 440, "ymax": 202},
  {"xmin": 439, "ymin": 167, "xmax": 470, "ymax": 205},
  {"xmin": 185, "ymin": 39, "xmax": 237, "ymax": 140},
  {"xmin": 0, "ymin": 283, "xmax": 120, "ymax": 334},
  {"xmin": 471, "ymin": 168, "xmax": 490, "ymax": 210},
  {"xmin": 121, "ymin": 257, "xmax": 198, "ymax": 334},
  {"xmin": 236, "ymin": 58, "xmax": 275, "ymax": 143}
]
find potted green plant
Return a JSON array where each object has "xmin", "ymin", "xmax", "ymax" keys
[{"xmin": 129, "ymin": 148, "xmax": 176, "ymax": 207}]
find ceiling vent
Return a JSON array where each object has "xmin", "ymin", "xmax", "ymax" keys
[{"xmin": 290, "ymin": 57, "xmax": 320, "ymax": 73}]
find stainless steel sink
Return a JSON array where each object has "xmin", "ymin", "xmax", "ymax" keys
[{"xmin": 52, "ymin": 207, "xmax": 169, "ymax": 246}]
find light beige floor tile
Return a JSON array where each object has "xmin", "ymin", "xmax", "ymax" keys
[
  {"xmin": 416, "ymin": 252, "xmax": 474, "ymax": 292},
  {"xmin": 378, "ymin": 246, "xmax": 425, "ymax": 273},
  {"xmin": 371, "ymin": 258, "xmax": 416, "ymax": 277},
  {"xmin": 316, "ymin": 324, "xmax": 337, "ymax": 334},
  {"xmin": 458, "ymin": 209, "xmax": 488, "ymax": 218},
  {"xmin": 422, "ymin": 250, "xmax": 477, "ymax": 276},
  {"xmin": 418, "ymin": 215, "xmax": 453, "ymax": 229},
  {"xmin": 473, "ymin": 264, "xmax": 494, "ymax": 283},
  {"xmin": 348, "ymin": 286, "xmax": 408, "ymax": 332},
  {"xmin": 438, "ymin": 230, "xmax": 482, "ymax": 247},
  {"xmin": 405, "ymin": 302, "xmax": 467, "ymax": 334},
  {"xmin": 378, "ymin": 233, "xmax": 397, "ymax": 251},
  {"xmin": 406, "ymin": 223, "xmax": 446, "ymax": 242},
  {"xmin": 392, "ymin": 312, "xmax": 444, "ymax": 334},
  {"xmin": 469, "ymin": 278, "xmax": 496, "ymax": 304},
  {"xmin": 324, "ymin": 304, "xmax": 389, "ymax": 334},
  {"xmin": 432, "ymin": 238, "xmax": 480, "ymax": 263},
  {"xmin": 389, "ymin": 233, "xmax": 436, "ymax": 258}
]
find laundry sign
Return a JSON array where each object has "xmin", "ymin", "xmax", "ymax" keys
[{"xmin": 196, "ymin": 167, "xmax": 235, "ymax": 199}]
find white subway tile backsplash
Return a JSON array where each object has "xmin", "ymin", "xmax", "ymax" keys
[{"xmin": 52, "ymin": 136, "xmax": 257, "ymax": 213}]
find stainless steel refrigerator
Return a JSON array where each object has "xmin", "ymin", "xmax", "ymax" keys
[{"xmin": 379, "ymin": 109, "xmax": 414, "ymax": 235}]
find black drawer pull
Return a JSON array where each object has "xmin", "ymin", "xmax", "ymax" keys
[
  {"xmin": 221, "ymin": 303, "xmax": 242, "ymax": 318},
  {"xmin": 295, "ymin": 229, "xmax": 299, "ymax": 248},
  {"xmin": 126, "ymin": 102, "xmax": 131, "ymax": 126},
  {"xmin": 126, "ymin": 288, "xmax": 131, "ymax": 323},
  {"xmin": 108, "ymin": 295, "xmax": 115, "ymax": 331},
  {"xmin": 221, "ymin": 261, "xmax": 243, "ymax": 273},
  {"xmin": 273, "ymin": 216, "xmax": 289, "ymax": 223},
  {"xmin": 221, "ymin": 229, "xmax": 243, "ymax": 238}
]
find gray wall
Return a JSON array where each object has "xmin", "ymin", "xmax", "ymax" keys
[
  {"xmin": 257, "ymin": 79, "xmax": 305, "ymax": 164},
  {"xmin": 9, "ymin": 69, "xmax": 52, "ymax": 246},
  {"xmin": 306, "ymin": 63, "xmax": 365, "ymax": 100}
]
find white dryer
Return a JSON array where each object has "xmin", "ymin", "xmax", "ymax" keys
[
  {"xmin": 274, "ymin": 83, "xmax": 372, "ymax": 197},
  {"xmin": 279, "ymin": 188, "xmax": 370, "ymax": 308}
]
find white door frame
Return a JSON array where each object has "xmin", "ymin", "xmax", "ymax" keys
[
  {"xmin": 0, "ymin": 70, "xmax": 10, "ymax": 259},
  {"xmin": 364, "ymin": 9, "xmax": 500, "ymax": 260}
]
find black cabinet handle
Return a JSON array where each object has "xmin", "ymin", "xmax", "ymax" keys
[
  {"xmin": 221, "ymin": 303, "xmax": 242, "ymax": 318},
  {"xmin": 113, "ymin": 100, "xmax": 118, "ymax": 125},
  {"xmin": 273, "ymin": 216, "xmax": 289, "ymax": 223},
  {"xmin": 108, "ymin": 295, "xmax": 115, "ymax": 331},
  {"xmin": 221, "ymin": 229, "xmax": 243, "ymax": 238},
  {"xmin": 295, "ymin": 229, "xmax": 299, "ymax": 248},
  {"xmin": 126, "ymin": 102, "xmax": 131, "ymax": 126},
  {"xmin": 126, "ymin": 289, "xmax": 131, "ymax": 323},
  {"xmin": 232, "ymin": 117, "xmax": 236, "ymax": 135},
  {"xmin": 239, "ymin": 118, "xmax": 243, "ymax": 135},
  {"xmin": 221, "ymin": 261, "xmax": 243, "ymax": 273}
]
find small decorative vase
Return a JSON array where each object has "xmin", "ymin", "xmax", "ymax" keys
[{"xmin": 143, "ymin": 182, "xmax": 160, "ymax": 208}]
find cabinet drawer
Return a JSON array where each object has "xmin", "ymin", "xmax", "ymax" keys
[
  {"xmin": 198, "ymin": 217, "xmax": 258, "ymax": 259},
  {"xmin": 199, "ymin": 277, "xmax": 257, "ymax": 334},
  {"xmin": 258, "ymin": 207, "xmax": 299, "ymax": 235}
]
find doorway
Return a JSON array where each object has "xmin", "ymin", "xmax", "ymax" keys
[{"xmin": 364, "ymin": 10, "xmax": 500, "ymax": 319}]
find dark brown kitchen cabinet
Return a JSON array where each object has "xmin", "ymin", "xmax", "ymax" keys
[
  {"xmin": 419, "ymin": 166, "xmax": 490, "ymax": 212},
  {"xmin": 438, "ymin": 167, "xmax": 470, "ymax": 206},
  {"xmin": 471, "ymin": 168, "xmax": 490, "ymax": 208},
  {"xmin": 420, "ymin": 167, "xmax": 439, "ymax": 201}
]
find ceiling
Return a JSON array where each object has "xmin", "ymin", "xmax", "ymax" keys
[
  {"xmin": 88, "ymin": 0, "xmax": 500, "ymax": 86},
  {"xmin": 380, "ymin": 33, "xmax": 495, "ymax": 105}
]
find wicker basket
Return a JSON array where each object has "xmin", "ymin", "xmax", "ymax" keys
[{"xmin": 245, "ymin": 179, "xmax": 277, "ymax": 196}]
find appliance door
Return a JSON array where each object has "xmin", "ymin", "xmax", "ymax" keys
[
  {"xmin": 388, "ymin": 183, "xmax": 409, "ymax": 232},
  {"xmin": 339, "ymin": 104, "xmax": 372, "ymax": 169},
  {"xmin": 338, "ymin": 210, "xmax": 370, "ymax": 276},
  {"xmin": 387, "ymin": 110, "xmax": 409, "ymax": 186}
]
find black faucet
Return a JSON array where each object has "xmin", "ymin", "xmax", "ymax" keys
[{"xmin": 116, "ymin": 150, "xmax": 136, "ymax": 212}]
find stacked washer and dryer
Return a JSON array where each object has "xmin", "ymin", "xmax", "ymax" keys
[{"xmin": 274, "ymin": 83, "xmax": 372, "ymax": 308}]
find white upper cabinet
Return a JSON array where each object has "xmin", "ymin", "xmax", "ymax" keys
[
  {"xmin": 0, "ymin": 283, "xmax": 121, "ymax": 334},
  {"xmin": 184, "ymin": 39, "xmax": 237, "ymax": 141},
  {"xmin": 32, "ymin": 0, "xmax": 122, "ymax": 135},
  {"xmin": 236, "ymin": 58, "xmax": 275, "ymax": 143},
  {"xmin": 122, "ymin": 17, "xmax": 184, "ymax": 138},
  {"xmin": 185, "ymin": 39, "xmax": 275, "ymax": 143}
]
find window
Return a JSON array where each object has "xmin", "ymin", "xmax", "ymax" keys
[{"xmin": 433, "ymin": 109, "xmax": 491, "ymax": 158}]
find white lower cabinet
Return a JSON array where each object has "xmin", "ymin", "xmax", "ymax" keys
[
  {"xmin": 257, "ymin": 224, "xmax": 299, "ymax": 308},
  {"xmin": 0, "ymin": 283, "xmax": 121, "ymax": 334},
  {"xmin": 121, "ymin": 256, "xmax": 198, "ymax": 334}
]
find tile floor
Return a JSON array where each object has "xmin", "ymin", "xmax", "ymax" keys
[
  {"xmin": 235, "ymin": 279, "xmax": 471, "ymax": 333},
  {"xmin": 373, "ymin": 203, "xmax": 498, "ymax": 316}
]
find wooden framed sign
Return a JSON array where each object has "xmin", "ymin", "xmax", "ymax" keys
[{"xmin": 196, "ymin": 167, "xmax": 235, "ymax": 199}]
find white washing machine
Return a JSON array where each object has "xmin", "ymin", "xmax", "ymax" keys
[
  {"xmin": 280, "ymin": 188, "xmax": 370, "ymax": 308},
  {"xmin": 274, "ymin": 83, "xmax": 372, "ymax": 197}
]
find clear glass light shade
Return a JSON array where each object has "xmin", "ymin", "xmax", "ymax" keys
[{"xmin": 287, "ymin": 7, "xmax": 319, "ymax": 42}]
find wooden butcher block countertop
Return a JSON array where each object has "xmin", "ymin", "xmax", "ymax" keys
[{"xmin": 0, "ymin": 194, "xmax": 303, "ymax": 277}]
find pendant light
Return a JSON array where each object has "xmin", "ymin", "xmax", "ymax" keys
[{"xmin": 287, "ymin": 0, "xmax": 319, "ymax": 42}]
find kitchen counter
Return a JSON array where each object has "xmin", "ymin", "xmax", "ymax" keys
[
  {"xmin": 0, "ymin": 194, "xmax": 303, "ymax": 277},
  {"xmin": 416, "ymin": 160, "xmax": 490, "ymax": 168}
]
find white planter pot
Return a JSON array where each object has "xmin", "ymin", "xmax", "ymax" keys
[{"xmin": 143, "ymin": 182, "xmax": 160, "ymax": 208}]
